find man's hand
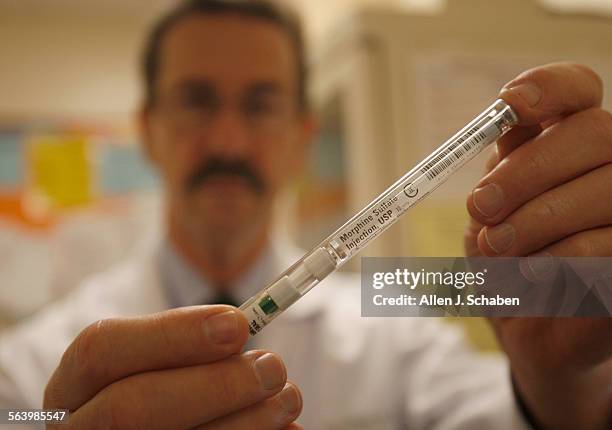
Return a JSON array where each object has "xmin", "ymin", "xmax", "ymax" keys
[
  {"xmin": 44, "ymin": 306, "xmax": 303, "ymax": 429},
  {"xmin": 464, "ymin": 62, "xmax": 612, "ymax": 430}
]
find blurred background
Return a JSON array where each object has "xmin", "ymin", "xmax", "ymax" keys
[{"xmin": 1, "ymin": 0, "xmax": 611, "ymax": 348}]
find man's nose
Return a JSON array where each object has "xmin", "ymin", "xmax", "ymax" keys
[{"xmin": 206, "ymin": 107, "xmax": 251, "ymax": 158}]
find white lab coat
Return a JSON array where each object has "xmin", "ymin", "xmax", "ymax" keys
[{"xmin": 0, "ymin": 237, "xmax": 531, "ymax": 429}]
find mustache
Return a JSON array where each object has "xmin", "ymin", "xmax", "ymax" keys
[{"xmin": 187, "ymin": 158, "xmax": 265, "ymax": 194}]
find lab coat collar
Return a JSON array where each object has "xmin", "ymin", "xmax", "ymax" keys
[
  {"xmin": 152, "ymin": 235, "xmax": 326, "ymax": 320},
  {"xmin": 158, "ymin": 238, "xmax": 276, "ymax": 307}
]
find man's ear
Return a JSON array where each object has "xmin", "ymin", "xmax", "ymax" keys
[{"xmin": 137, "ymin": 105, "xmax": 159, "ymax": 164}]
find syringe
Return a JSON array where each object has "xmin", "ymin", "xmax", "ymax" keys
[{"xmin": 240, "ymin": 99, "xmax": 518, "ymax": 336}]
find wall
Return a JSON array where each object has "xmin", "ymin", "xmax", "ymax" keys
[
  {"xmin": 0, "ymin": 10, "xmax": 154, "ymax": 120},
  {"xmin": 1, "ymin": 0, "xmax": 611, "ymax": 119}
]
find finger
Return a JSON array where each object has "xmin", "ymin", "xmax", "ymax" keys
[
  {"xmin": 198, "ymin": 382, "xmax": 302, "ymax": 430},
  {"xmin": 465, "ymin": 150, "xmax": 501, "ymax": 256},
  {"xmin": 67, "ymin": 351, "xmax": 287, "ymax": 430},
  {"xmin": 45, "ymin": 305, "xmax": 249, "ymax": 411},
  {"xmin": 467, "ymin": 108, "xmax": 612, "ymax": 225},
  {"xmin": 499, "ymin": 62, "xmax": 603, "ymax": 127},
  {"xmin": 483, "ymin": 145, "xmax": 500, "ymax": 172},
  {"xmin": 539, "ymin": 226, "xmax": 612, "ymax": 257},
  {"xmin": 476, "ymin": 163, "xmax": 612, "ymax": 256},
  {"xmin": 495, "ymin": 124, "xmax": 542, "ymax": 160},
  {"xmin": 465, "ymin": 149, "xmax": 502, "ymax": 257},
  {"xmin": 464, "ymin": 217, "xmax": 484, "ymax": 257}
]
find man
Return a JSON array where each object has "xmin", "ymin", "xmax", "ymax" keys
[{"xmin": 1, "ymin": 0, "xmax": 611, "ymax": 429}]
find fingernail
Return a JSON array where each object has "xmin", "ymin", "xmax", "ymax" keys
[
  {"xmin": 203, "ymin": 310, "xmax": 238, "ymax": 344},
  {"xmin": 507, "ymin": 82, "xmax": 542, "ymax": 107},
  {"xmin": 278, "ymin": 384, "xmax": 300, "ymax": 415},
  {"xmin": 521, "ymin": 252, "xmax": 556, "ymax": 283},
  {"xmin": 473, "ymin": 183, "xmax": 504, "ymax": 218},
  {"xmin": 484, "ymin": 223, "xmax": 515, "ymax": 254},
  {"xmin": 253, "ymin": 353, "xmax": 285, "ymax": 391}
]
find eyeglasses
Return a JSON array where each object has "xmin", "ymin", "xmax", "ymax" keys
[{"xmin": 153, "ymin": 84, "xmax": 299, "ymax": 135}]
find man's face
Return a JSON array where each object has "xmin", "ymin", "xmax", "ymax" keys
[{"xmin": 143, "ymin": 14, "xmax": 310, "ymax": 238}]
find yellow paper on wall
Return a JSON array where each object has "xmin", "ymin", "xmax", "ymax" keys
[{"xmin": 28, "ymin": 135, "xmax": 92, "ymax": 209}]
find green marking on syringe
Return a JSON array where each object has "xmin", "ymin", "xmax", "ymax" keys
[{"xmin": 259, "ymin": 295, "xmax": 279, "ymax": 315}]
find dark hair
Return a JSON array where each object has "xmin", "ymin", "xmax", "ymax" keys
[{"xmin": 142, "ymin": 0, "xmax": 308, "ymax": 111}]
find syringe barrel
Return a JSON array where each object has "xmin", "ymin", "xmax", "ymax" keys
[
  {"xmin": 323, "ymin": 99, "xmax": 517, "ymax": 265},
  {"xmin": 240, "ymin": 99, "xmax": 518, "ymax": 336}
]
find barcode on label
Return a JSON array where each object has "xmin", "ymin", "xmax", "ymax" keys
[{"xmin": 421, "ymin": 125, "xmax": 488, "ymax": 180}]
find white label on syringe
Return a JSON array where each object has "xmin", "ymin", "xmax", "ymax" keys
[
  {"xmin": 243, "ymin": 302, "xmax": 268, "ymax": 336},
  {"xmin": 330, "ymin": 119, "xmax": 502, "ymax": 259}
]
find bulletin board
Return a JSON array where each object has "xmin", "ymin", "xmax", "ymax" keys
[{"xmin": 0, "ymin": 119, "xmax": 159, "ymax": 321}]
